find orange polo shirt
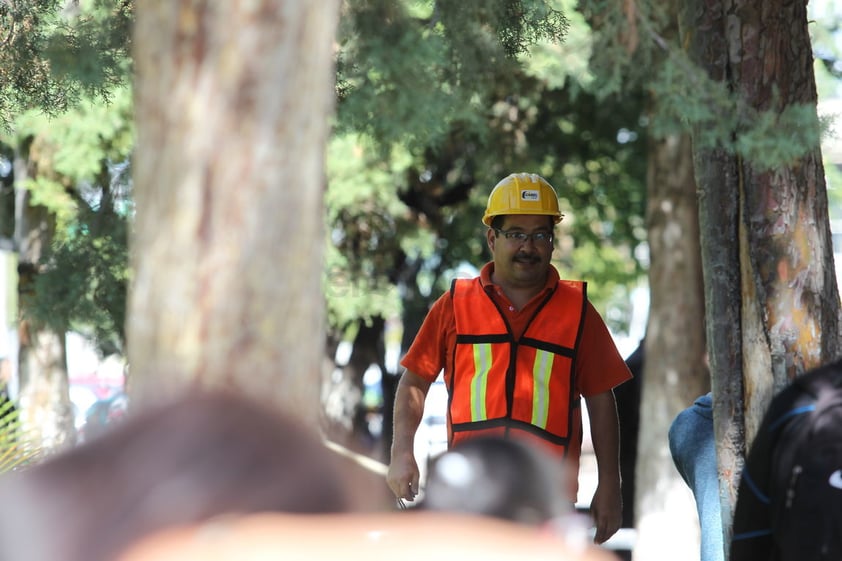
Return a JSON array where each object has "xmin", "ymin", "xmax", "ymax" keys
[{"xmin": 401, "ymin": 262, "xmax": 632, "ymax": 398}]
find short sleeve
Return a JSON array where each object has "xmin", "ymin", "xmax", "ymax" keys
[
  {"xmin": 399, "ymin": 291, "xmax": 454, "ymax": 382},
  {"xmin": 575, "ymin": 302, "xmax": 633, "ymax": 397}
]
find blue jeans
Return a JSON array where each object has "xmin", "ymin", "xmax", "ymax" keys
[{"xmin": 669, "ymin": 393, "xmax": 724, "ymax": 561}]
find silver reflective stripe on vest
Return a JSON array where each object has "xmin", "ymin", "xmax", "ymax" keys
[
  {"xmin": 471, "ymin": 343, "xmax": 492, "ymax": 421},
  {"xmin": 531, "ymin": 349, "xmax": 554, "ymax": 428}
]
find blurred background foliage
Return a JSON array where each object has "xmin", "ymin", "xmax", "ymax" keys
[
  {"xmin": 0, "ymin": 0, "xmax": 840, "ymax": 447},
  {"xmin": 328, "ymin": 0, "xmax": 648, "ymax": 352},
  {"xmin": 0, "ymin": 0, "xmax": 132, "ymax": 130},
  {"xmin": 0, "ymin": 395, "xmax": 40, "ymax": 471},
  {"xmin": 12, "ymin": 86, "xmax": 133, "ymax": 356},
  {"xmin": 1, "ymin": 0, "xmax": 133, "ymax": 359}
]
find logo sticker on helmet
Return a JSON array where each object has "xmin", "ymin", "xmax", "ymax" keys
[{"xmin": 521, "ymin": 190, "xmax": 540, "ymax": 201}]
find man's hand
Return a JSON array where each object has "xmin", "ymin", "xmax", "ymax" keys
[
  {"xmin": 589, "ymin": 481, "xmax": 622, "ymax": 544},
  {"xmin": 583, "ymin": 390, "xmax": 623, "ymax": 544},
  {"xmin": 386, "ymin": 451, "xmax": 420, "ymax": 501},
  {"xmin": 387, "ymin": 370, "xmax": 431, "ymax": 502}
]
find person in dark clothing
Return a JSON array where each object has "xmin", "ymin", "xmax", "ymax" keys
[
  {"xmin": 730, "ymin": 359, "xmax": 842, "ymax": 561},
  {"xmin": 615, "ymin": 339, "xmax": 643, "ymax": 530}
]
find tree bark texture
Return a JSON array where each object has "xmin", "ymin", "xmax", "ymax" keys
[
  {"xmin": 678, "ymin": 0, "xmax": 746, "ymax": 539},
  {"xmin": 16, "ymin": 322, "xmax": 73, "ymax": 453},
  {"xmin": 634, "ymin": 132, "xmax": 708, "ymax": 561},
  {"xmin": 13, "ymin": 152, "xmax": 75, "ymax": 453},
  {"xmin": 321, "ymin": 317, "xmax": 386, "ymax": 457},
  {"xmin": 680, "ymin": 0, "xmax": 842, "ymax": 542},
  {"xmin": 129, "ymin": 1, "xmax": 340, "ymax": 423},
  {"xmin": 730, "ymin": 0, "xmax": 841, "ymax": 425}
]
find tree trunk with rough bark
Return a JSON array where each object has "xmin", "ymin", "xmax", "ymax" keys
[
  {"xmin": 14, "ymin": 156, "xmax": 75, "ymax": 453},
  {"xmin": 128, "ymin": 1, "xmax": 340, "ymax": 424},
  {"xmin": 633, "ymin": 132, "xmax": 708, "ymax": 561},
  {"xmin": 321, "ymin": 317, "xmax": 387, "ymax": 457},
  {"xmin": 680, "ymin": 0, "xmax": 842, "ymax": 543}
]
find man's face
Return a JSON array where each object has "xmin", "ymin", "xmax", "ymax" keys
[{"xmin": 487, "ymin": 214, "xmax": 555, "ymax": 289}]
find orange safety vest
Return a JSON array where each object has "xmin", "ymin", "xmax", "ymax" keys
[{"xmin": 448, "ymin": 277, "xmax": 586, "ymax": 458}]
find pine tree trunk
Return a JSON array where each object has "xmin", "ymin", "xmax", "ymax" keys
[
  {"xmin": 16, "ymin": 322, "xmax": 74, "ymax": 452},
  {"xmin": 729, "ymin": 0, "xmax": 841, "ymax": 430},
  {"xmin": 633, "ymin": 132, "xmax": 708, "ymax": 561},
  {"xmin": 321, "ymin": 317, "xmax": 386, "ymax": 455},
  {"xmin": 129, "ymin": 1, "xmax": 340, "ymax": 424},
  {"xmin": 680, "ymin": 0, "xmax": 842, "ymax": 544},
  {"xmin": 13, "ymin": 160, "xmax": 75, "ymax": 453}
]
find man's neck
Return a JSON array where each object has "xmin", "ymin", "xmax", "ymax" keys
[{"xmin": 490, "ymin": 275, "xmax": 548, "ymax": 311}]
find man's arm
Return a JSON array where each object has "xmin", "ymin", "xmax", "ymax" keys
[
  {"xmin": 386, "ymin": 370, "xmax": 432, "ymax": 501},
  {"xmin": 584, "ymin": 390, "xmax": 622, "ymax": 544}
]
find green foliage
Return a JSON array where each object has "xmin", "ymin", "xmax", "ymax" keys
[
  {"xmin": 735, "ymin": 103, "xmax": 824, "ymax": 170},
  {"xmin": 13, "ymin": 86, "xmax": 133, "ymax": 355},
  {"xmin": 523, "ymin": 0, "xmax": 593, "ymax": 91},
  {"xmin": 336, "ymin": 0, "xmax": 568, "ymax": 154},
  {"xmin": 649, "ymin": 53, "xmax": 824, "ymax": 171},
  {"xmin": 331, "ymin": 0, "xmax": 648, "ymax": 342},
  {"xmin": 325, "ymin": 134, "xmax": 415, "ymax": 331},
  {"xmin": 0, "ymin": 0, "xmax": 133, "ymax": 130},
  {"xmin": 44, "ymin": 0, "xmax": 133, "ymax": 90},
  {"xmin": 16, "ymin": 89, "xmax": 134, "ymax": 182},
  {"xmin": 1, "ymin": 0, "xmax": 134, "ymax": 357},
  {"xmin": 564, "ymin": 242, "xmax": 639, "ymax": 331},
  {"xmin": 577, "ymin": 0, "xmax": 673, "ymax": 98},
  {"xmin": 582, "ymin": 0, "xmax": 825, "ymax": 172},
  {"xmin": 0, "ymin": 396, "xmax": 40, "ymax": 472},
  {"xmin": 32, "ymin": 210, "xmax": 129, "ymax": 355},
  {"xmin": 336, "ymin": 0, "xmax": 465, "ymax": 152},
  {"xmin": 436, "ymin": 0, "xmax": 568, "ymax": 60},
  {"xmin": 0, "ymin": 0, "xmax": 63, "ymax": 127}
]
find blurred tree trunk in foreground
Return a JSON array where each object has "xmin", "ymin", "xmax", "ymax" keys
[
  {"xmin": 128, "ymin": 1, "xmax": 340, "ymax": 424},
  {"xmin": 681, "ymin": 0, "xmax": 842, "ymax": 540}
]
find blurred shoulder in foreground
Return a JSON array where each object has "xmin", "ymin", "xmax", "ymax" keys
[
  {"xmin": 0, "ymin": 390, "xmax": 370, "ymax": 561},
  {"xmin": 117, "ymin": 511, "xmax": 621, "ymax": 561}
]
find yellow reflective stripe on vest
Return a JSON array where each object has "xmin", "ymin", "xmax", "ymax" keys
[
  {"xmin": 531, "ymin": 349, "xmax": 554, "ymax": 428},
  {"xmin": 470, "ymin": 343, "xmax": 492, "ymax": 421}
]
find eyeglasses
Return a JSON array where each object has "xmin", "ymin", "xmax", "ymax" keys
[{"xmin": 494, "ymin": 228, "xmax": 554, "ymax": 245}]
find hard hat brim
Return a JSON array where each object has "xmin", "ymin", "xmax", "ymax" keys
[{"xmin": 482, "ymin": 211, "xmax": 563, "ymax": 227}]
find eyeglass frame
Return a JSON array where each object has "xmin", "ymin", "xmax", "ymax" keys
[{"xmin": 493, "ymin": 227, "xmax": 554, "ymax": 245}]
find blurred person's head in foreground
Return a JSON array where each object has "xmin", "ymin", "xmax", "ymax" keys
[
  {"xmin": 0, "ymin": 390, "xmax": 355, "ymax": 561},
  {"xmin": 420, "ymin": 435, "xmax": 573, "ymax": 526}
]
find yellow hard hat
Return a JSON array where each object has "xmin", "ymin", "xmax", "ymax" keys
[{"xmin": 481, "ymin": 173, "xmax": 563, "ymax": 226}]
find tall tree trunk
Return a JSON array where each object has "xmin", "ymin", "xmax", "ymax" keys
[
  {"xmin": 321, "ymin": 317, "xmax": 386, "ymax": 457},
  {"xmin": 128, "ymin": 1, "xmax": 340, "ymax": 423},
  {"xmin": 633, "ymin": 132, "xmax": 708, "ymax": 561},
  {"xmin": 13, "ymin": 154, "xmax": 74, "ymax": 453},
  {"xmin": 16, "ymin": 321, "xmax": 73, "ymax": 452},
  {"xmin": 730, "ymin": 0, "xmax": 841, "ymax": 424},
  {"xmin": 681, "ymin": 0, "xmax": 842, "ymax": 544}
]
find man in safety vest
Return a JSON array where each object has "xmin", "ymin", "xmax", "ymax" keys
[{"xmin": 386, "ymin": 172, "xmax": 632, "ymax": 545}]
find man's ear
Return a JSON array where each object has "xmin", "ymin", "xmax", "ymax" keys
[{"xmin": 486, "ymin": 228, "xmax": 496, "ymax": 251}]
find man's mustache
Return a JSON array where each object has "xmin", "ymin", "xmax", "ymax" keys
[{"xmin": 513, "ymin": 253, "xmax": 540, "ymax": 264}]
